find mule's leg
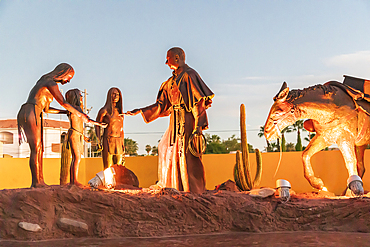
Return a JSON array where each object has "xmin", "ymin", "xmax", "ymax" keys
[
  {"xmin": 302, "ymin": 134, "xmax": 328, "ymax": 190},
  {"xmin": 355, "ymin": 145, "xmax": 366, "ymax": 178},
  {"xmin": 337, "ymin": 142, "xmax": 364, "ymax": 196}
]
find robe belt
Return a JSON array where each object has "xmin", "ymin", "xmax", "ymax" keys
[{"xmin": 171, "ymin": 104, "xmax": 186, "ymax": 146}]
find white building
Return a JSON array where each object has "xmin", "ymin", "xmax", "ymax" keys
[{"xmin": 0, "ymin": 118, "xmax": 69, "ymax": 158}]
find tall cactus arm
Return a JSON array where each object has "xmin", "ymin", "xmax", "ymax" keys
[
  {"xmin": 234, "ymin": 104, "xmax": 263, "ymax": 191},
  {"xmin": 240, "ymin": 104, "xmax": 253, "ymax": 189}
]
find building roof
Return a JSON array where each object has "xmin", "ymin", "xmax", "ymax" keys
[{"xmin": 0, "ymin": 119, "xmax": 70, "ymax": 129}]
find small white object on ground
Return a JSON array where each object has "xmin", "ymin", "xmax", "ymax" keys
[{"xmin": 18, "ymin": 222, "xmax": 42, "ymax": 232}]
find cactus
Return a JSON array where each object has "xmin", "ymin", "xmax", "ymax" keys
[
  {"xmin": 234, "ymin": 104, "xmax": 262, "ymax": 191},
  {"xmin": 60, "ymin": 132, "xmax": 71, "ymax": 185}
]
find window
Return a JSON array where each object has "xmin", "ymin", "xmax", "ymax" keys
[{"xmin": 0, "ymin": 132, "xmax": 13, "ymax": 144}]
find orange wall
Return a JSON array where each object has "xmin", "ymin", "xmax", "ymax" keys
[{"xmin": 1, "ymin": 151, "xmax": 369, "ymax": 195}]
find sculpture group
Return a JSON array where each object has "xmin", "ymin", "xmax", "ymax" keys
[
  {"xmin": 17, "ymin": 47, "xmax": 214, "ymax": 194},
  {"xmin": 15, "ymin": 46, "xmax": 367, "ymax": 196}
]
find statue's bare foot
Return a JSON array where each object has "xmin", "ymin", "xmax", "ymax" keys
[
  {"xmin": 307, "ymin": 176, "xmax": 325, "ymax": 190},
  {"xmin": 69, "ymin": 181, "xmax": 85, "ymax": 188},
  {"xmin": 149, "ymin": 184, "xmax": 162, "ymax": 190},
  {"xmin": 349, "ymin": 180, "xmax": 364, "ymax": 196},
  {"xmin": 31, "ymin": 182, "xmax": 49, "ymax": 188}
]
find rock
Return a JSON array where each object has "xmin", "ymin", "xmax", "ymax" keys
[
  {"xmin": 249, "ymin": 188, "xmax": 276, "ymax": 198},
  {"xmin": 18, "ymin": 222, "xmax": 42, "ymax": 232},
  {"xmin": 215, "ymin": 180, "xmax": 240, "ymax": 192},
  {"xmin": 159, "ymin": 187, "xmax": 181, "ymax": 195},
  {"xmin": 57, "ymin": 218, "xmax": 88, "ymax": 235},
  {"xmin": 88, "ymin": 165, "xmax": 140, "ymax": 189},
  {"xmin": 113, "ymin": 165, "xmax": 140, "ymax": 187}
]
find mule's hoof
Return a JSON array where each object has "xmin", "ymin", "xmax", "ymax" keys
[{"xmin": 347, "ymin": 175, "xmax": 364, "ymax": 196}]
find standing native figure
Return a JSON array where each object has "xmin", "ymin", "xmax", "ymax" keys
[
  {"xmin": 126, "ymin": 47, "xmax": 214, "ymax": 194},
  {"xmin": 65, "ymin": 89, "xmax": 106, "ymax": 186},
  {"xmin": 95, "ymin": 87, "xmax": 125, "ymax": 169},
  {"xmin": 17, "ymin": 63, "xmax": 89, "ymax": 188}
]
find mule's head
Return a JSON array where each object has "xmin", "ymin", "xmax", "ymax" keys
[{"xmin": 264, "ymin": 82, "xmax": 298, "ymax": 141}]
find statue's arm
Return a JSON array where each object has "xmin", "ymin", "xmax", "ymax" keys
[
  {"xmin": 191, "ymin": 98, "xmax": 209, "ymax": 134},
  {"xmin": 95, "ymin": 108, "xmax": 106, "ymax": 145},
  {"xmin": 44, "ymin": 106, "xmax": 68, "ymax": 114},
  {"xmin": 47, "ymin": 82, "xmax": 88, "ymax": 121},
  {"xmin": 89, "ymin": 119, "xmax": 107, "ymax": 128}
]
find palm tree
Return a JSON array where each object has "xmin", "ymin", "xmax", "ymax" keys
[
  {"xmin": 268, "ymin": 141, "xmax": 280, "ymax": 152},
  {"xmin": 204, "ymin": 134, "xmax": 227, "ymax": 154},
  {"xmin": 86, "ymin": 126, "xmax": 99, "ymax": 157},
  {"xmin": 285, "ymin": 142, "xmax": 295, "ymax": 152},
  {"xmin": 281, "ymin": 126, "xmax": 293, "ymax": 152},
  {"xmin": 292, "ymin": 120, "xmax": 306, "ymax": 151},
  {"xmin": 151, "ymin": 146, "xmax": 158, "ymax": 156},
  {"xmin": 258, "ymin": 125, "xmax": 271, "ymax": 151},
  {"xmin": 304, "ymin": 132, "xmax": 316, "ymax": 143},
  {"xmin": 124, "ymin": 137, "xmax": 139, "ymax": 156},
  {"xmin": 258, "ymin": 124, "xmax": 292, "ymax": 152},
  {"xmin": 145, "ymin": 144, "xmax": 152, "ymax": 155}
]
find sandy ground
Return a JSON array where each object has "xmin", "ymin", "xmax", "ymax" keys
[
  {"xmin": 2, "ymin": 232, "xmax": 370, "ymax": 247},
  {"xmin": 1, "ymin": 185, "xmax": 370, "ymax": 246}
]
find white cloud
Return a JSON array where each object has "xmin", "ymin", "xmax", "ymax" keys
[
  {"xmin": 324, "ymin": 51, "xmax": 370, "ymax": 78},
  {"xmin": 325, "ymin": 50, "xmax": 370, "ymax": 66}
]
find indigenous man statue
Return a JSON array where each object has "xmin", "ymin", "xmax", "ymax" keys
[
  {"xmin": 17, "ymin": 63, "xmax": 89, "ymax": 188},
  {"xmin": 95, "ymin": 87, "xmax": 125, "ymax": 169},
  {"xmin": 126, "ymin": 47, "xmax": 214, "ymax": 194}
]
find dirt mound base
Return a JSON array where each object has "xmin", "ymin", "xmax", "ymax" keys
[{"xmin": 1, "ymin": 186, "xmax": 370, "ymax": 241}]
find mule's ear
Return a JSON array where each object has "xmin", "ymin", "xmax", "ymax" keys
[{"xmin": 273, "ymin": 82, "xmax": 289, "ymax": 101}]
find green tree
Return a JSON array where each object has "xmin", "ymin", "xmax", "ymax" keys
[
  {"xmin": 145, "ymin": 144, "xmax": 151, "ymax": 155},
  {"xmin": 258, "ymin": 125, "xmax": 272, "ymax": 152},
  {"xmin": 304, "ymin": 132, "xmax": 316, "ymax": 143},
  {"xmin": 222, "ymin": 134, "xmax": 240, "ymax": 152},
  {"xmin": 247, "ymin": 143, "xmax": 255, "ymax": 153},
  {"xmin": 285, "ymin": 142, "xmax": 295, "ymax": 152},
  {"xmin": 124, "ymin": 137, "xmax": 139, "ymax": 156},
  {"xmin": 292, "ymin": 120, "xmax": 306, "ymax": 151},
  {"xmin": 205, "ymin": 134, "xmax": 227, "ymax": 154},
  {"xmin": 151, "ymin": 146, "xmax": 158, "ymax": 156},
  {"xmin": 268, "ymin": 141, "xmax": 280, "ymax": 152},
  {"xmin": 281, "ymin": 126, "xmax": 293, "ymax": 152},
  {"xmin": 86, "ymin": 125, "xmax": 100, "ymax": 157}
]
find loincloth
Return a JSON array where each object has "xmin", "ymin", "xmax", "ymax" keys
[
  {"xmin": 66, "ymin": 128, "xmax": 84, "ymax": 150},
  {"xmin": 106, "ymin": 136, "xmax": 125, "ymax": 155},
  {"xmin": 17, "ymin": 103, "xmax": 43, "ymax": 145}
]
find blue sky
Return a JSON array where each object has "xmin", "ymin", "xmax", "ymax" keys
[{"xmin": 1, "ymin": 1, "xmax": 370, "ymax": 154}]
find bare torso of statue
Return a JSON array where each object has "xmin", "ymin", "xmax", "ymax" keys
[
  {"xmin": 104, "ymin": 107, "xmax": 124, "ymax": 138},
  {"xmin": 96, "ymin": 88, "xmax": 125, "ymax": 169}
]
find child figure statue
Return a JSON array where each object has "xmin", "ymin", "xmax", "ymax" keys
[{"xmin": 65, "ymin": 89, "xmax": 107, "ymax": 187}]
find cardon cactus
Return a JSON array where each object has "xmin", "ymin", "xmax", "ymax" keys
[
  {"xmin": 234, "ymin": 104, "xmax": 262, "ymax": 191},
  {"xmin": 60, "ymin": 132, "xmax": 71, "ymax": 185}
]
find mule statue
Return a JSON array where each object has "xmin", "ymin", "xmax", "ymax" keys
[{"xmin": 264, "ymin": 78, "xmax": 370, "ymax": 196}]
